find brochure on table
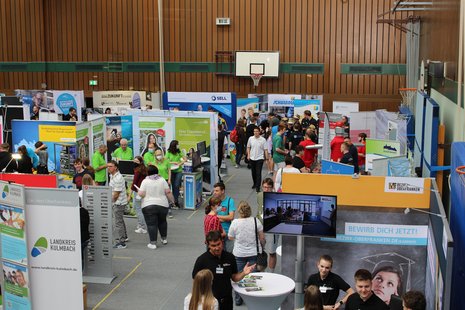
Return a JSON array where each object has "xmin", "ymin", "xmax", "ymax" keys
[
  {"xmin": 93, "ymin": 91, "xmax": 147, "ymax": 115},
  {"xmin": 128, "ymin": 110, "xmax": 219, "ymax": 192},
  {"xmin": 163, "ymin": 92, "xmax": 236, "ymax": 131},
  {"xmin": 0, "ymin": 181, "xmax": 29, "ymax": 310},
  {"xmin": 25, "ymin": 188, "xmax": 82, "ymax": 310}
]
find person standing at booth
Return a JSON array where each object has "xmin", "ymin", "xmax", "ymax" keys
[
  {"xmin": 92, "ymin": 145, "xmax": 108, "ymax": 186},
  {"xmin": 0, "ymin": 143, "xmax": 17, "ymax": 172},
  {"xmin": 34, "ymin": 141, "xmax": 48, "ymax": 174},
  {"xmin": 212, "ymin": 182, "xmax": 235, "ymax": 253},
  {"xmin": 330, "ymin": 127, "xmax": 345, "ymax": 162},
  {"xmin": 111, "ymin": 138, "xmax": 133, "ymax": 161},
  {"xmin": 306, "ymin": 255, "xmax": 354, "ymax": 309},
  {"xmin": 128, "ymin": 156, "xmax": 148, "ymax": 234},
  {"xmin": 62, "ymin": 107, "xmax": 78, "ymax": 121},
  {"xmin": 166, "ymin": 140, "xmax": 185, "ymax": 208},
  {"xmin": 357, "ymin": 133, "xmax": 367, "ymax": 173},
  {"xmin": 154, "ymin": 149, "xmax": 173, "ymax": 218},
  {"xmin": 247, "ymin": 126, "xmax": 269, "ymax": 192},
  {"xmin": 107, "ymin": 160, "xmax": 129, "ymax": 249}
]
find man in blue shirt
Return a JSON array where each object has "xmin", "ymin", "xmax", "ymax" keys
[{"xmin": 213, "ymin": 182, "xmax": 235, "ymax": 253}]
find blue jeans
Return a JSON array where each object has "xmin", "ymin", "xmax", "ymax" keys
[
  {"xmin": 235, "ymin": 143, "xmax": 243, "ymax": 165},
  {"xmin": 133, "ymin": 196, "xmax": 146, "ymax": 229},
  {"xmin": 235, "ymin": 255, "xmax": 257, "ymax": 304},
  {"xmin": 171, "ymin": 171, "xmax": 182, "ymax": 204}
]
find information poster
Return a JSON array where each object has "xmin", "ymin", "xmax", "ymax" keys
[
  {"xmin": 293, "ymin": 99, "xmax": 321, "ymax": 120},
  {"xmin": 164, "ymin": 92, "xmax": 236, "ymax": 130},
  {"xmin": 0, "ymin": 182, "xmax": 29, "ymax": 310},
  {"xmin": 365, "ymin": 139, "xmax": 402, "ymax": 171},
  {"xmin": 49, "ymin": 91, "xmax": 85, "ymax": 122},
  {"xmin": 75, "ymin": 122, "xmax": 91, "ymax": 160},
  {"xmin": 138, "ymin": 116, "xmax": 173, "ymax": 156},
  {"xmin": 105, "ymin": 116, "xmax": 133, "ymax": 157},
  {"xmin": 332, "ymin": 101, "xmax": 359, "ymax": 115},
  {"xmin": 175, "ymin": 117, "xmax": 210, "ymax": 154},
  {"xmin": 321, "ymin": 160, "xmax": 354, "ymax": 175},
  {"xmin": 26, "ymin": 188, "xmax": 83, "ymax": 310},
  {"xmin": 0, "ymin": 205, "xmax": 27, "ymax": 264},
  {"xmin": 93, "ymin": 91, "xmax": 147, "ymax": 115},
  {"xmin": 236, "ymin": 98, "xmax": 258, "ymax": 121},
  {"xmin": 3, "ymin": 261, "xmax": 31, "ymax": 310},
  {"xmin": 91, "ymin": 117, "xmax": 106, "ymax": 156}
]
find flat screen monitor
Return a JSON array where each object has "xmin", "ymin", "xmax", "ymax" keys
[
  {"xmin": 197, "ymin": 141, "xmax": 207, "ymax": 156},
  {"xmin": 1, "ymin": 96, "xmax": 21, "ymax": 106},
  {"xmin": 117, "ymin": 160, "xmax": 134, "ymax": 175},
  {"xmin": 263, "ymin": 192, "xmax": 337, "ymax": 238},
  {"xmin": 192, "ymin": 150, "xmax": 201, "ymax": 170}
]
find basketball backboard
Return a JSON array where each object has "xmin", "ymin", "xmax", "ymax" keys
[{"xmin": 235, "ymin": 51, "xmax": 280, "ymax": 77}]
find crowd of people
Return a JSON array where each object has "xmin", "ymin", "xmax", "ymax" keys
[{"xmin": 230, "ymin": 109, "xmax": 368, "ymax": 195}]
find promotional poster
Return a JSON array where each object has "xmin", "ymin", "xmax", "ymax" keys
[
  {"xmin": 163, "ymin": 92, "xmax": 236, "ymax": 130},
  {"xmin": 105, "ymin": 116, "xmax": 133, "ymax": 157},
  {"xmin": 137, "ymin": 116, "xmax": 173, "ymax": 157}
]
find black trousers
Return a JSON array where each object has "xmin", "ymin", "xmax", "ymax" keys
[
  {"xmin": 250, "ymin": 159, "xmax": 264, "ymax": 188},
  {"xmin": 218, "ymin": 295, "xmax": 233, "ymax": 310}
]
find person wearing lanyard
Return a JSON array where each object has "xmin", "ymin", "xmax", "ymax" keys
[
  {"xmin": 192, "ymin": 230, "xmax": 255, "ymax": 310},
  {"xmin": 306, "ymin": 255, "xmax": 354, "ymax": 309}
]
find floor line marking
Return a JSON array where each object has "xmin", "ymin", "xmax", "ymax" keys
[
  {"xmin": 92, "ymin": 261, "xmax": 142, "ymax": 310},
  {"xmin": 187, "ymin": 210, "xmax": 198, "ymax": 219},
  {"xmin": 113, "ymin": 256, "xmax": 134, "ymax": 260}
]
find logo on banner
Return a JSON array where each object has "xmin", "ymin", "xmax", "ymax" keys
[
  {"xmin": 31, "ymin": 237, "xmax": 48, "ymax": 257},
  {"xmin": 2, "ymin": 185, "xmax": 9, "ymax": 198},
  {"xmin": 211, "ymin": 95, "xmax": 228, "ymax": 101},
  {"xmin": 384, "ymin": 177, "xmax": 425, "ymax": 194}
]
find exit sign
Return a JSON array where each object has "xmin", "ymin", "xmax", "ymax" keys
[{"xmin": 89, "ymin": 80, "xmax": 98, "ymax": 86}]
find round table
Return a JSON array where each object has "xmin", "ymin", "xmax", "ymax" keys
[{"xmin": 232, "ymin": 272, "xmax": 295, "ymax": 310}]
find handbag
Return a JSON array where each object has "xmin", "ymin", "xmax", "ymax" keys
[{"xmin": 254, "ymin": 218, "xmax": 268, "ymax": 270}]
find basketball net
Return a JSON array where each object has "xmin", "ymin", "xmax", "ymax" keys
[
  {"xmin": 399, "ymin": 88, "xmax": 417, "ymax": 111},
  {"xmin": 250, "ymin": 74, "xmax": 263, "ymax": 87}
]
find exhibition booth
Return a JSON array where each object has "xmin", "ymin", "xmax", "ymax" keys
[{"xmin": 271, "ymin": 173, "xmax": 452, "ymax": 310}]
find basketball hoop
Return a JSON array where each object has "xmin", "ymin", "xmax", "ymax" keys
[
  {"xmin": 399, "ymin": 87, "xmax": 417, "ymax": 111},
  {"xmin": 250, "ymin": 73, "xmax": 263, "ymax": 87}
]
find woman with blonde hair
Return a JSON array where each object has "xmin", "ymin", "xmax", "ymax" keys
[
  {"xmin": 184, "ymin": 269, "xmax": 218, "ymax": 310},
  {"xmin": 228, "ymin": 201, "xmax": 265, "ymax": 306}
]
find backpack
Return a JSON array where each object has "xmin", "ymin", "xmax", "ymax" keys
[{"xmin": 230, "ymin": 129, "xmax": 239, "ymax": 143}]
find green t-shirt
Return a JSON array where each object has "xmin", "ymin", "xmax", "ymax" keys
[
  {"xmin": 166, "ymin": 151, "xmax": 183, "ymax": 173},
  {"xmin": 272, "ymin": 133, "xmax": 285, "ymax": 163},
  {"xmin": 92, "ymin": 151, "xmax": 107, "ymax": 182},
  {"xmin": 112, "ymin": 147, "xmax": 133, "ymax": 160},
  {"xmin": 155, "ymin": 159, "xmax": 171, "ymax": 181},
  {"xmin": 143, "ymin": 152, "xmax": 156, "ymax": 166}
]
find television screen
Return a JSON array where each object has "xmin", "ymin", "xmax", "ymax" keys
[
  {"xmin": 263, "ymin": 192, "xmax": 337, "ymax": 238},
  {"xmin": 197, "ymin": 141, "xmax": 207, "ymax": 156},
  {"xmin": 192, "ymin": 150, "xmax": 201, "ymax": 170},
  {"xmin": 117, "ymin": 160, "xmax": 134, "ymax": 175}
]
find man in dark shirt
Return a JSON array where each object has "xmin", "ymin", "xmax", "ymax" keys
[
  {"xmin": 293, "ymin": 145, "xmax": 308, "ymax": 173},
  {"xmin": 344, "ymin": 137, "xmax": 359, "ymax": 173},
  {"xmin": 345, "ymin": 269, "xmax": 389, "ymax": 310},
  {"xmin": 62, "ymin": 107, "xmax": 78, "ymax": 121},
  {"xmin": 192, "ymin": 231, "xmax": 255, "ymax": 310},
  {"xmin": 339, "ymin": 142, "xmax": 354, "ymax": 167},
  {"xmin": 307, "ymin": 255, "xmax": 354, "ymax": 309}
]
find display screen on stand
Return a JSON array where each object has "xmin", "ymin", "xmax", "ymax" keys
[{"xmin": 263, "ymin": 192, "xmax": 337, "ymax": 238}]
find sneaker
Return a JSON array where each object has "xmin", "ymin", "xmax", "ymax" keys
[
  {"xmin": 135, "ymin": 227, "xmax": 147, "ymax": 234},
  {"xmin": 113, "ymin": 242, "xmax": 127, "ymax": 249},
  {"xmin": 235, "ymin": 164, "xmax": 239, "ymax": 168},
  {"xmin": 168, "ymin": 214, "xmax": 174, "ymax": 219},
  {"xmin": 124, "ymin": 236, "xmax": 129, "ymax": 242},
  {"xmin": 161, "ymin": 239, "xmax": 168, "ymax": 245},
  {"xmin": 147, "ymin": 243, "xmax": 157, "ymax": 250}
]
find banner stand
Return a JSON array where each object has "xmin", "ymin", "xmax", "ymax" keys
[{"xmin": 82, "ymin": 186, "xmax": 115, "ymax": 284}]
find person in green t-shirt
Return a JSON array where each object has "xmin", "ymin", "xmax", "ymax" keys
[
  {"xmin": 154, "ymin": 149, "xmax": 171, "ymax": 184},
  {"xmin": 92, "ymin": 145, "xmax": 108, "ymax": 185},
  {"xmin": 143, "ymin": 143, "xmax": 157, "ymax": 166},
  {"xmin": 111, "ymin": 138, "xmax": 133, "ymax": 161},
  {"xmin": 166, "ymin": 140, "xmax": 186, "ymax": 207},
  {"xmin": 272, "ymin": 123, "xmax": 289, "ymax": 172}
]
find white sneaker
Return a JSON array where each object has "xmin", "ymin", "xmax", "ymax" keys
[
  {"xmin": 161, "ymin": 239, "xmax": 168, "ymax": 245},
  {"xmin": 135, "ymin": 227, "xmax": 147, "ymax": 234},
  {"xmin": 235, "ymin": 164, "xmax": 239, "ymax": 168},
  {"xmin": 147, "ymin": 243, "xmax": 157, "ymax": 250}
]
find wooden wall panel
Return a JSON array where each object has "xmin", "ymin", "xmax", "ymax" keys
[{"xmin": 0, "ymin": 0, "xmax": 409, "ymax": 109}]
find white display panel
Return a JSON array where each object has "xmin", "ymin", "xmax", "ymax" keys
[{"xmin": 235, "ymin": 51, "xmax": 280, "ymax": 77}]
